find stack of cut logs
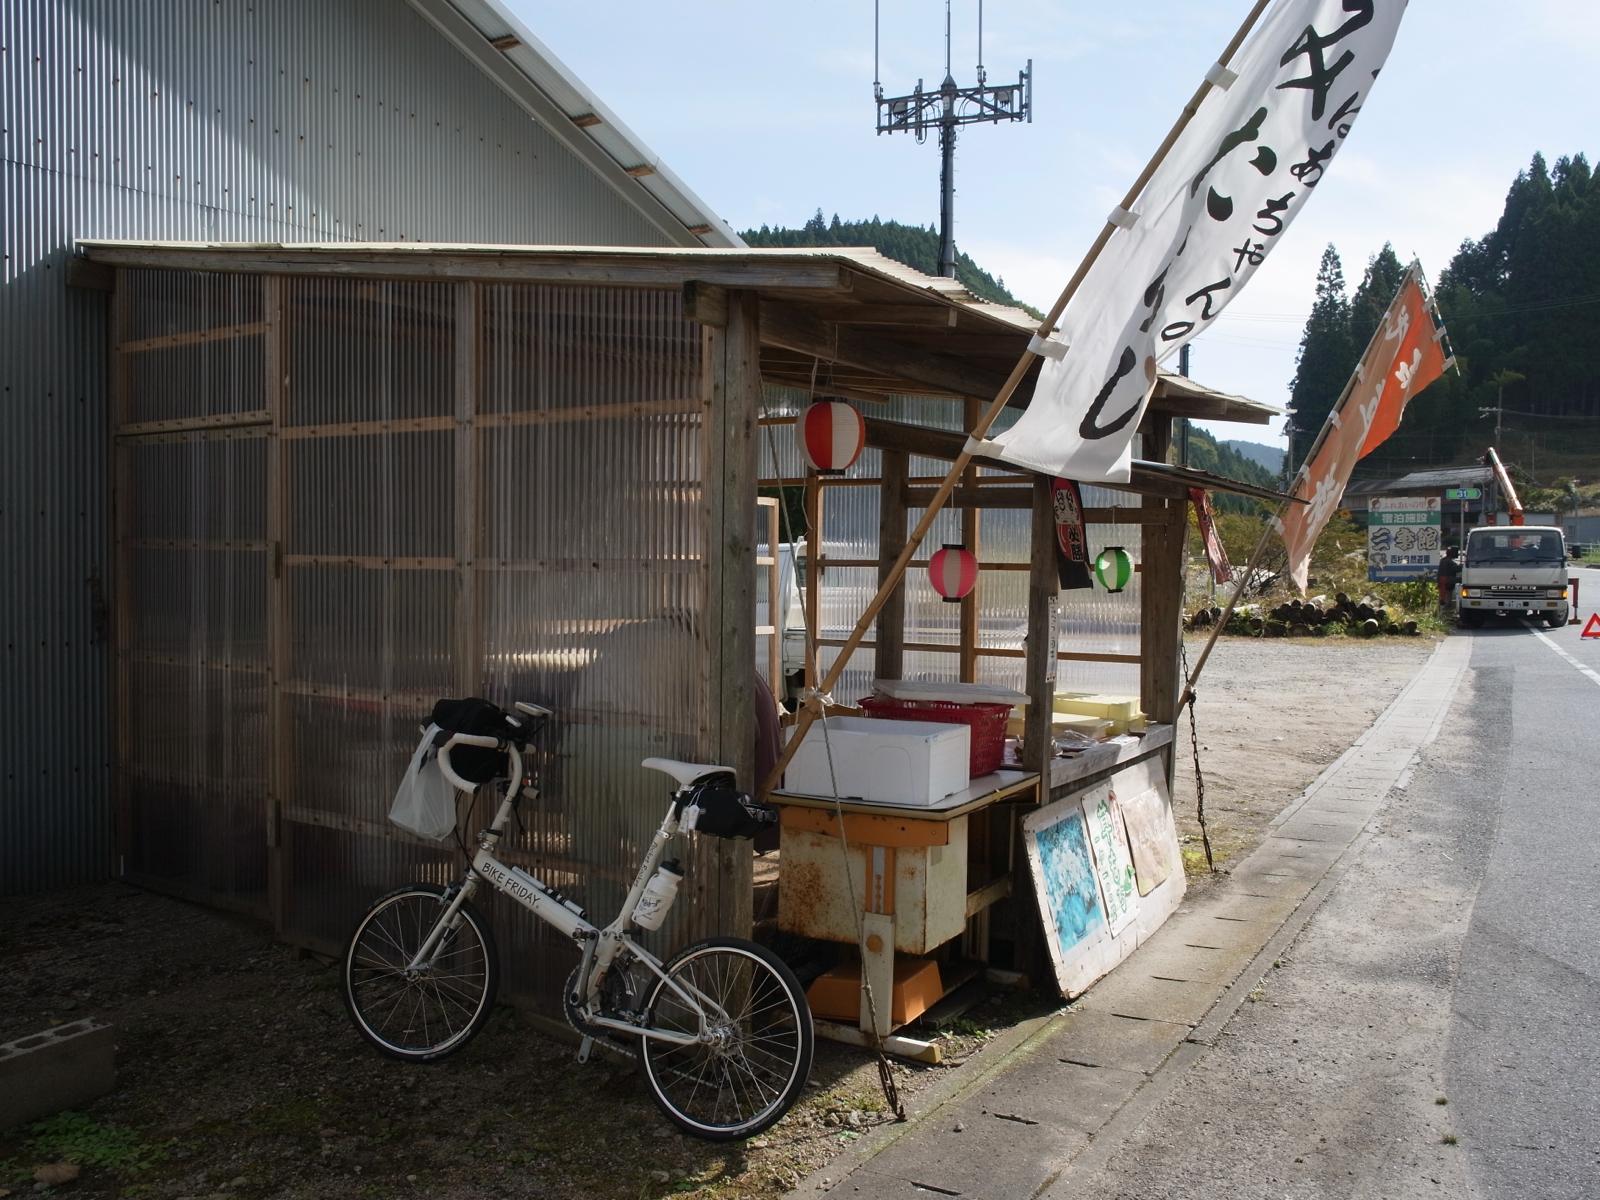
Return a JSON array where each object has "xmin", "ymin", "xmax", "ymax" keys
[{"xmin": 1186, "ymin": 592, "xmax": 1422, "ymax": 638}]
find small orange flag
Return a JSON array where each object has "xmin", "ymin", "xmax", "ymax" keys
[{"xmin": 1358, "ymin": 274, "xmax": 1448, "ymax": 458}]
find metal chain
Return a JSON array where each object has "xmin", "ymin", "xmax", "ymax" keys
[
  {"xmin": 1179, "ymin": 585, "xmax": 1216, "ymax": 873},
  {"xmin": 762, "ymin": 367, "xmax": 903, "ymax": 1120}
]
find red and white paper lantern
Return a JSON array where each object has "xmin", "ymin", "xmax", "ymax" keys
[
  {"xmin": 929, "ymin": 544, "xmax": 978, "ymax": 604},
  {"xmin": 797, "ymin": 400, "xmax": 866, "ymax": 474}
]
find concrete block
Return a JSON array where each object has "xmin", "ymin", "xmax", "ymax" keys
[{"xmin": 0, "ymin": 1020, "xmax": 116, "ymax": 1130}]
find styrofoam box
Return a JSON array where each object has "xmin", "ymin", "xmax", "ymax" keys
[{"xmin": 784, "ymin": 717, "xmax": 971, "ymax": 806}]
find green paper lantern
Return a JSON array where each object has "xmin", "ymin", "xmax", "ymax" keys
[{"xmin": 1094, "ymin": 545, "xmax": 1133, "ymax": 593}]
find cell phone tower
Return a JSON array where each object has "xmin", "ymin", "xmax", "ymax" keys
[{"xmin": 874, "ymin": 0, "xmax": 1032, "ymax": 279}]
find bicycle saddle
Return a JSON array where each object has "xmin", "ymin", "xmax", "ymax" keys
[{"xmin": 641, "ymin": 757, "xmax": 732, "ymax": 789}]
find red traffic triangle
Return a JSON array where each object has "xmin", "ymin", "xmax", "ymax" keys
[{"xmin": 1582, "ymin": 612, "xmax": 1600, "ymax": 639}]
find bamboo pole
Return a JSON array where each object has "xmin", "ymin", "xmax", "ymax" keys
[
  {"xmin": 1179, "ymin": 261, "xmax": 1426, "ymax": 708},
  {"xmin": 761, "ymin": 0, "xmax": 1276, "ymax": 798}
]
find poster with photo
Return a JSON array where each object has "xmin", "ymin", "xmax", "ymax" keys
[{"xmin": 1083, "ymin": 785, "xmax": 1138, "ymax": 937}]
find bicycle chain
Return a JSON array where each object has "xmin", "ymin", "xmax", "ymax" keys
[{"xmin": 561, "ymin": 966, "xmax": 640, "ymax": 1061}]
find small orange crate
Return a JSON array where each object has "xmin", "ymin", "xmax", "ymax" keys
[{"xmin": 857, "ymin": 696, "xmax": 1011, "ymax": 777}]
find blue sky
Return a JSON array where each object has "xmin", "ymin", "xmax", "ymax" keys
[{"xmin": 513, "ymin": 1, "xmax": 1597, "ymax": 449}]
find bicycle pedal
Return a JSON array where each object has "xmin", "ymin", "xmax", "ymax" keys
[{"xmin": 577, "ymin": 1035, "xmax": 594, "ymax": 1065}]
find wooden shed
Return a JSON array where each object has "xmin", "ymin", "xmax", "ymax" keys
[{"xmin": 81, "ymin": 240, "xmax": 1280, "ymax": 1030}]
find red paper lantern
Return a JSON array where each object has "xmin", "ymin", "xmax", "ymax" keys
[
  {"xmin": 797, "ymin": 400, "xmax": 866, "ymax": 474},
  {"xmin": 929, "ymin": 544, "xmax": 978, "ymax": 603}
]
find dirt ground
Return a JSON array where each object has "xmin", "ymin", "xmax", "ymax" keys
[
  {"xmin": 1170, "ymin": 633, "xmax": 1436, "ymax": 886},
  {"xmin": 0, "ymin": 635, "xmax": 1433, "ymax": 1200}
]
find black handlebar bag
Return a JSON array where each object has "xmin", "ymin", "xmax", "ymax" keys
[{"xmin": 428, "ymin": 697, "xmax": 518, "ymax": 784}]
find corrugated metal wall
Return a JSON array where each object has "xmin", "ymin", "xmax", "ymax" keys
[
  {"xmin": 115, "ymin": 267, "xmax": 718, "ymax": 1010},
  {"xmin": 2, "ymin": 0, "xmax": 683, "ymax": 894}
]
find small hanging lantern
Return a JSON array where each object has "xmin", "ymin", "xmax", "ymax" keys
[
  {"xmin": 1094, "ymin": 545, "xmax": 1134, "ymax": 593},
  {"xmin": 797, "ymin": 399, "xmax": 866, "ymax": 474},
  {"xmin": 929, "ymin": 544, "xmax": 979, "ymax": 604}
]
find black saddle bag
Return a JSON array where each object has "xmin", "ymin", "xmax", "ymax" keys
[{"xmin": 686, "ymin": 775, "xmax": 778, "ymax": 840}]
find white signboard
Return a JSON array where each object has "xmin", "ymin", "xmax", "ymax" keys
[{"xmin": 1368, "ymin": 495, "xmax": 1442, "ymax": 581}]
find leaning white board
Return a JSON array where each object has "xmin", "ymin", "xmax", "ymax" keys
[{"xmin": 1022, "ymin": 758, "xmax": 1186, "ymax": 999}]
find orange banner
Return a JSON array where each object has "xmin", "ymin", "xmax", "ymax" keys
[
  {"xmin": 1359, "ymin": 275, "xmax": 1448, "ymax": 457},
  {"xmin": 1280, "ymin": 267, "xmax": 1449, "ymax": 590}
]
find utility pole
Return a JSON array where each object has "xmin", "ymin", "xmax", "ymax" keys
[{"xmin": 874, "ymin": 0, "xmax": 1031, "ymax": 278}]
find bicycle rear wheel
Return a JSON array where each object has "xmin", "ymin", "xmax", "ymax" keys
[
  {"xmin": 639, "ymin": 937, "xmax": 813, "ymax": 1140},
  {"xmin": 343, "ymin": 883, "xmax": 498, "ymax": 1062}
]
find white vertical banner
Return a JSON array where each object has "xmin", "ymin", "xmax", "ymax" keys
[{"xmin": 985, "ymin": 0, "xmax": 1409, "ymax": 483}]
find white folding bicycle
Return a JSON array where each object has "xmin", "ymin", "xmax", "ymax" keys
[{"xmin": 341, "ymin": 699, "xmax": 814, "ymax": 1141}]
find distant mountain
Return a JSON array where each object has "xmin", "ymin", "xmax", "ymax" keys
[
  {"xmin": 740, "ymin": 212, "xmax": 1044, "ymax": 319},
  {"xmin": 1223, "ymin": 439, "xmax": 1286, "ymax": 476},
  {"xmin": 1178, "ymin": 423, "xmax": 1280, "ymax": 513}
]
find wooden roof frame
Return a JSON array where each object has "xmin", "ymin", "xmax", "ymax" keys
[{"xmin": 79, "ymin": 240, "xmax": 1280, "ymax": 427}]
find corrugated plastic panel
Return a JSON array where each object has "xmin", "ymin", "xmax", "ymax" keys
[
  {"xmin": 475, "ymin": 283, "xmax": 709, "ymax": 1009},
  {"xmin": 4, "ymin": 0, "xmax": 683, "ymax": 894},
  {"xmin": 120, "ymin": 427, "xmax": 269, "ymax": 910}
]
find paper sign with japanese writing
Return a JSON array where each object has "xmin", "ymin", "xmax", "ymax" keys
[
  {"xmin": 985, "ymin": 1, "xmax": 1407, "ymax": 483},
  {"xmin": 1367, "ymin": 495, "xmax": 1441, "ymax": 581},
  {"xmin": 1084, "ymin": 785, "xmax": 1138, "ymax": 937}
]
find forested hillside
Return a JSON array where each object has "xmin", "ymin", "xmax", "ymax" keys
[
  {"xmin": 742, "ymin": 212, "xmax": 1043, "ymax": 318},
  {"xmin": 1287, "ymin": 152, "xmax": 1600, "ymax": 481},
  {"xmin": 1174, "ymin": 423, "xmax": 1280, "ymax": 513}
]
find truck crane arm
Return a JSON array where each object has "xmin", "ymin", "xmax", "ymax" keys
[{"xmin": 1483, "ymin": 446, "xmax": 1523, "ymax": 526}]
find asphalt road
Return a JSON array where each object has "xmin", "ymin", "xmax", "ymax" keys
[{"xmin": 1066, "ymin": 615, "xmax": 1600, "ymax": 1200}]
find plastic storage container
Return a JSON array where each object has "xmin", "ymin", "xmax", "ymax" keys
[
  {"xmin": 858, "ymin": 695, "xmax": 1010, "ymax": 777},
  {"xmin": 784, "ymin": 716, "xmax": 970, "ymax": 806}
]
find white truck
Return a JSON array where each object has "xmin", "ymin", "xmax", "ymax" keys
[{"xmin": 1456, "ymin": 524, "xmax": 1570, "ymax": 629}]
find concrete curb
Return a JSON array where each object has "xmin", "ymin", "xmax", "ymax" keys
[{"xmin": 791, "ymin": 636, "xmax": 1472, "ymax": 1200}]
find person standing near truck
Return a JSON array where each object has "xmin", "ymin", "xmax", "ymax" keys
[{"xmin": 1437, "ymin": 545, "xmax": 1461, "ymax": 608}]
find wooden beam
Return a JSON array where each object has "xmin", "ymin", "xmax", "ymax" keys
[
  {"xmin": 760, "ymin": 300, "xmax": 1013, "ymax": 401},
  {"xmin": 67, "ymin": 256, "xmax": 115, "ymax": 291},
  {"xmin": 1138, "ymin": 417, "xmax": 1185, "ymax": 794},
  {"xmin": 571, "ymin": 112, "xmax": 603, "ymax": 128},
  {"xmin": 623, "ymin": 163, "xmax": 657, "ymax": 177},
  {"xmin": 490, "ymin": 33, "xmax": 520, "ymax": 49},
  {"xmin": 683, "ymin": 281, "xmax": 728, "ymax": 328},
  {"xmin": 80, "ymin": 244, "xmax": 856, "ymax": 292},
  {"xmin": 874, "ymin": 449, "xmax": 909, "ymax": 682},
  {"xmin": 810, "ymin": 304, "xmax": 959, "ymax": 328}
]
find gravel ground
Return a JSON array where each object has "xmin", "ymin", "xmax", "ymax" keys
[
  {"xmin": 1171, "ymin": 633, "xmax": 1436, "ymax": 884},
  {"xmin": 0, "ymin": 636, "xmax": 1432, "ymax": 1199}
]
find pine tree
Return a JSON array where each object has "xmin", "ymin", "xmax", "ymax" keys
[
  {"xmin": 1349, "ymin": 244, "xmax": 1406, "ymax": 355},
  {"xmin": 1287, "ymin": 245, "xmax": 1352, "ymax": 469}
]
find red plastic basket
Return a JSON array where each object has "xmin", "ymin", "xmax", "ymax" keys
[{"xmin": 857, "ymin": 696, "xmax": 1011, "ymax": 777}]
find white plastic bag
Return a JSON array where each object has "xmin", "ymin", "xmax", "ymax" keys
[{"xmin": 389, "ymin": 723, "xmax": 458, "ymax": 841}]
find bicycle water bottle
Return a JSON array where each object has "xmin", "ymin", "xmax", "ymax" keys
[{"xmin": 631, "ymin": 860, "xmax": 683, "ymax": 931}]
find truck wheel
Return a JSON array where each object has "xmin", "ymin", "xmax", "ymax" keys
[
  {"xmin": 1545, "ymin": 613, "xmax": 1565, "ymax": 629},
  {"xmin": 1458, "ymin": 612, "xmax": 1483, "ymax": 629}
]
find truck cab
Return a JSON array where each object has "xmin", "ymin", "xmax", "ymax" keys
[{"xmin": 1457, "ymin": 525, "xmax": 1570, "ymax": 629}]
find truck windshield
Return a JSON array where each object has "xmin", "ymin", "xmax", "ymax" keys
[{"xmin": 1466, "ymin": 530, "xmax": 1564, "ymax": 566}]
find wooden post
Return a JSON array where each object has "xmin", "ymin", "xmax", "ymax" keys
[
  {"xmin": 1022, "ymin": 479, "xmax": 1059, "ymax": 773},
  {"xmin": 1138, "ymin": 418, "xmax": 1185, "ymax": 790},
  {"xmin": 874, "ymin": 449, "xmax": 909, "ymax": 683},
  {"xmin": 454, "ymin": 283, "xmax": 482, "ymax": 696},
  {"xmin": 804, "ymin": 473, "xmax": 823, "ymax": 690},
  {"xmin": 701, "ymin": 290, "xmax": 759, "ymax": 940},
  {"xmin": 960, "ymin": 397, "xmax": 981, "ymax": 682},
  {"xmin": 264, "ymin": 275, "xmax": 289, "ymax": 935}
]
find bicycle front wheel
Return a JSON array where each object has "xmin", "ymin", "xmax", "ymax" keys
[
  {"xmin": 639, "ymin": 937, "xmax": 813, "ymax": 1140},
  {"xmin": 342, "ymin": 883, "xmax": 499, "ymax": 1062}
]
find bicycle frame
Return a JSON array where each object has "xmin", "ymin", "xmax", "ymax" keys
[{"xmin": 405, "ymin": 741, "xmax": 723, "ymax": 1050}]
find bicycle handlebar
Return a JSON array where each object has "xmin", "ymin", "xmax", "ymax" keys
[{"xmin": 436, "ymin": 731, "xmax": 500, "ymax": 794}]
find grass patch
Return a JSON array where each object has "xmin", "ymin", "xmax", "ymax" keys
[
  {"xmin": 18, "ymin": 1112, "xmax": 168, "ymax": 1176},
  {"xmin": 1441, "ymin": 1133, "xmax": 1458, "ymax": 1146}
]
